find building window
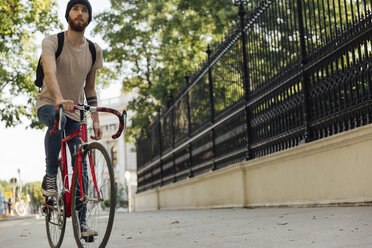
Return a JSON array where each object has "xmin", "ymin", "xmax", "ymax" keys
[
  {"xmin": 110, "ymin": 124, "xmax": 116, "ymax": 131},
  {"xmin": 111, "ymin": 146, "xmax": 117, "ymax": 167}
]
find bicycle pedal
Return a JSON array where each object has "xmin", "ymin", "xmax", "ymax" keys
[
  {"xmin": 83, "ymin": 235, "xmax": 94, "ymax": 243},
  {"xmin": 41, "ymin": 206, "xmax": 48, "ymax": 216},
  {"xmin": 46, "ymin": 198, "xmax": 55, "ymax": 206}
]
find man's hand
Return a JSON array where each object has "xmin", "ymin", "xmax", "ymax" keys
[
  {"xmin": 90, "ymin": 122, "xmax": 103, "ymax": 140},
  {"xmin": 56, "ymin": 99, "xmax": 74, "ymax": 112}
]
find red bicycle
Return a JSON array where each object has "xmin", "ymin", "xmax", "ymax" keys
[{"xmin": 42, "ymin": 104, "xmax": 126, "ymax": 248}]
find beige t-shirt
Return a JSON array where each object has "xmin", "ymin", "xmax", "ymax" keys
[{"xmin": 36, "ymin": 32, "xmax": 103, "ymax": 121}]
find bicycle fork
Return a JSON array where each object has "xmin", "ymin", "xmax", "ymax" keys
[{"xmin": 76, "ymin": 149, "xmax": 103, "ymax": 204}]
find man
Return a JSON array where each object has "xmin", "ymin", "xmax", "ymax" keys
[
  {"xmin": 36, "ymin": 0, "xmax": 103, "ymax": 237},
  {"xmin": 7, "ymin": 198, "xmax": 11, "ymax": 215}
]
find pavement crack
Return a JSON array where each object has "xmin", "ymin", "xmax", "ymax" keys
[{"xmin": 277, "ymin": 222, "xmax": 288, "ymax": 225}]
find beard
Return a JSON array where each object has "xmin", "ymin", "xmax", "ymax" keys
[{"xmin": 68, "ymin": 17, "xmax": 88, "ymax": 32}]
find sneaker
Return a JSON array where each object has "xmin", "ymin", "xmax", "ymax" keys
[
  {"xmin": 81, "ymin": 224, "xmax": 98, "ymax": 237},
  {"xmin": 41, "ymin": 174, "xmax": 57, "ymax": 197}
]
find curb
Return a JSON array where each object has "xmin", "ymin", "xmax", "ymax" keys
[{"xmin": 0, "ymin": 214, "xmax": 37, "ymax": 222}]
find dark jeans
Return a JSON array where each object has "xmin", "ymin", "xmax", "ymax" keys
[{"xmin": 38, "ymin": 104, "xmax": 87, "ymax": 225}]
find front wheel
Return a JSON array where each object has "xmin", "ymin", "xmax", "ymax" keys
[
  {"xmin": 45, "ymin": 164, "xmax": 66, "ymax": 248},
  {"xmin": 71, "ymin": 142, "xmax": 116, "ymax": 248}
]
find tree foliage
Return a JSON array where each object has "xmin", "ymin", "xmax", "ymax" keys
[
  {"xmin": 93, "ymin": 0, "xmax": 238, "ymax": 140},
  {"xmin": 0, "ymin": 180, "xmax": 11, "ymax": 192},
  {"xmin": 0, "ymin": 0, "xmax": 61, "ymax": 128},
  {"xmin": 23, "ymin": 182, "xmax": 44, "ymax": 210}
]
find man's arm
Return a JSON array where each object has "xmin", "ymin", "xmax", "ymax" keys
[
  {"xmin": 85, "ymin": 68, "xmax": 102, "ymax": 140},
  {"xmin": 42, "ymin": 55, "xmax": 74, "ymax": 111}
]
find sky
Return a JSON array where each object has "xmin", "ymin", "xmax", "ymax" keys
[{"xmin": 0, "ymin": 0, "xmax": 120, "ymax": 183}]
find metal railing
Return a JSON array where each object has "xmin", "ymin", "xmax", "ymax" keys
[{"xmin": 136, "ymin": 0, "xmax": 372, "ymax": 193}]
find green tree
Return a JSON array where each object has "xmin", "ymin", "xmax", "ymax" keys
[
  {"xmin": 93, "ymin": 0, "xmax": 237, "ymax": 140},
  {"xmin": 0, "ymin": 180, "xmax": 10, "ymax": 192},
  {"xmin": 116, "ymin": 184, "xmax": 128, "ymax": 208},
  {"xmin": 0, "ymin": 0, "xmax": 61, "ymax": 128},
  {"xmin": 23, "ymin": 182, "xmax": 43, "ymax": 210}
]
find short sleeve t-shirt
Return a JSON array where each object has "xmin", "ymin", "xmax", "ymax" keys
[{"xmin": 35, "ymin": 32, "xmax": 103, "ymax": 121}]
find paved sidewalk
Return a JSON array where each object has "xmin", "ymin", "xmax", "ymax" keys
[
  {"xmin": 116, "ymin": 207, "xmax": 372, "ymax": 248},
  {"xmin": 0, "ymin": 207, "xmax": 371, "ymax": 247}
]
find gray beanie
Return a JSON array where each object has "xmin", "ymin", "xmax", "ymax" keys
[{"xmin": 65, "ymin": 0, "xmax": 92, "ymax": 24}]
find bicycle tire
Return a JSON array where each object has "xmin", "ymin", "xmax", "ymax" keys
[
  {"xmin": 45, "ymin": 164, "xmax": 66, "ymax": 248},
  {"xmin": 71, "ymin": 142, "xmax": 116, "ymax": 248},
  {"xmin": 15, "ymin": 201, "xmax": 26, "ymax": 216}
]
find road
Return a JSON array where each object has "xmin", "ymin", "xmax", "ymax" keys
[{"xmin": 0, "ymin": 207, "xmax": 372, "ymax": 247}]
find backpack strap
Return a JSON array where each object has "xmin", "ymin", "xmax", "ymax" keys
[
  {"xmin": 35, "ymin": 33, "xmax": 64, "ymax": 92},
  {"xmin": 86, "ymin": 38, "xmax": 96, "ymax": 67},
  {"xmin": 56, "ymin": 32, "xmax": 64, "ymax": 58}
]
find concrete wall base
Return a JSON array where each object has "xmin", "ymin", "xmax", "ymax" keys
[{"xmin": 134, "ymin": 124, "xmax": 372, "ymax": 211}]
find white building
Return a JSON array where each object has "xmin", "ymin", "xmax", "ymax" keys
[{"xmin": 95, "ymin": 95, "xmax": 137, "ymax": 202}]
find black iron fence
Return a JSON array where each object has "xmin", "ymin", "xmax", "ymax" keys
[{"xmin": 136, "ymin": 0, "xmax": 372, "ymax": 193}]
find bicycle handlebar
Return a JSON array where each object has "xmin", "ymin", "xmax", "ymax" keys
[
  {"xmin": 94, "ymin": 106, "xmax": 127, "ymax": 139},
  {"xmin": 49, "ymin": 104, "xmax": 127, "ymax": 140}
]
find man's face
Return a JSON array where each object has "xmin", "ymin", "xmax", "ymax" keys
[{"xmin": 68, "ymin": 4, "xmax": 89, "ymax": 32}]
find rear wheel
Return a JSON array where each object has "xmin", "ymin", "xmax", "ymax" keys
[
  {"xmin": 71, "ymin": 142, "xmax": 116, "ymax": 248},
  {"xmin": 45, "ymin": 164, "xmax": 66, "ymax": 248}
]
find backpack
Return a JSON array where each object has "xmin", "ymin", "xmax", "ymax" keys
[{"xmin": 35, "ymin": 32, "xmax": 97, "ymax": 91}]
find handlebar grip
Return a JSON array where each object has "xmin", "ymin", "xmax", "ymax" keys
[
  {"xmin": 96, "ymin": 107, "xmax": 126, "ymax": 139},
  {"xmin": 112, "ymin": 110, "xmax": 127, "ymax": 139},
  {"xmin": 49, "ymin": 104, "xmax": 63, "ymax": 135}
]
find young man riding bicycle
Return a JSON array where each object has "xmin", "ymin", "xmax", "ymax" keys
[{"xmin": 36, "ymin": 0, "xmax": 103, "ymax": 237}]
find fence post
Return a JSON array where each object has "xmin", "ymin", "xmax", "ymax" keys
[
  {"xmin": 296, "ymin": 0, "xmax": 312, "ymax": 142},
  {"xmin": 157, "ymin": 108, "xmax": 163, "ymax": 186},
  {"xmin": 149, "ymin": 128, "xmax": 155, "ymax": 189},
  {"xmin": 136, "ymin": 137, "xmax": 142, "ymax": 192},
  {"xmin": 185, "ymin": 76, "xmax": 194, "ymax": 178},
  {"xmin": 170, "ymin": 109, "xmax": 177, "ymax": 182},
  {"xmin": 237, "ymin": 3, "xmax": 253, "ymax": 160},
  {"xmin": 207, "ymin": 45, "xmax": 217, "ymax": 170}
]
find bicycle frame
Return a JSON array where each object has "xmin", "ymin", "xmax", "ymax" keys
[
  {"xmin": 59, "ymin": 121, "xmax": 91, "ymax": 217},
  {"xmin": 44, "ymin": 121, "xmax": 90, "ymax": 218}
]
